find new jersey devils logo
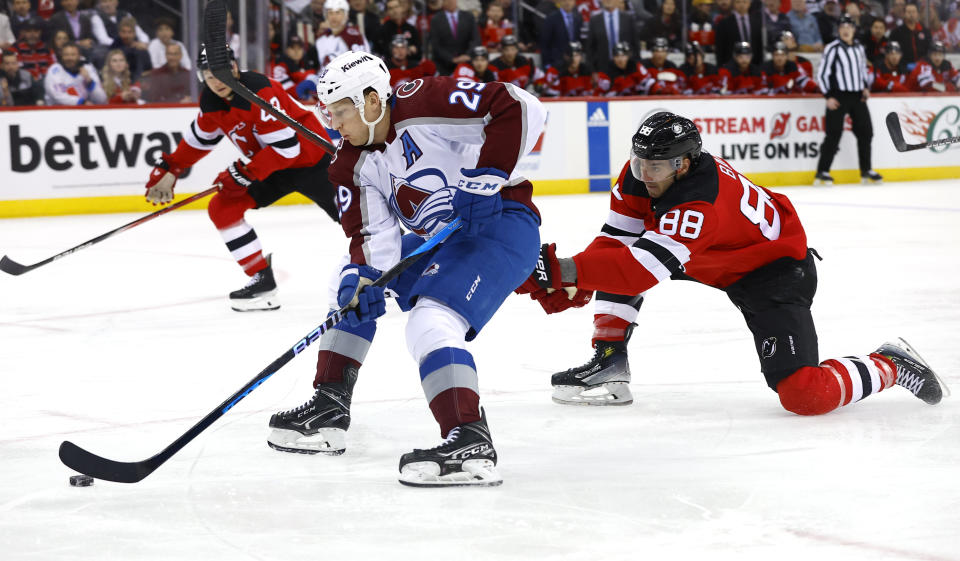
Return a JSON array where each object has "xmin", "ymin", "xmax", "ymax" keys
[
  {"xmin": 228, "ymin": 123, "xmax": 254, "ymax": 158},
  {"xmin": 389, "ymin": 168, "xmax": 455, "ymax": 236},
  {"xmin": 770, "ymin": 112, "xmax": 791, "ymax": 140}
]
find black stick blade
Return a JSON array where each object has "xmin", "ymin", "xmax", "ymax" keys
[
  {"xmin": 886, "ymin": 112, "xmax": 909, "ymax": 152},
  {"xmin": 203, "ymin": 0, "xmax": 231, "ymax": 78},
  {"xmin": 59, "ymin": 441, "xmax": 156, "ymax": 483},
  {"xmin": 0, "ymin": 255, "xmax": 30, "ymax": 276}
]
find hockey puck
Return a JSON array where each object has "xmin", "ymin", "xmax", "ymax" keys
[{"xmin": 69, "ymin": 474, "xmax": 94, "ymax": 487}]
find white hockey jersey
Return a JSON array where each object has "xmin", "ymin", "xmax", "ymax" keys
[
  {"xmin": 328, "ymin": 76, "xmax": 547, "ymax": 272},
  {"xmin": 43, "ymin": 62, "xmax": 107, "ymax": 105},
  {"xmin": 315, "ymin": 26, "xmax": 370, "ymax": 70}
]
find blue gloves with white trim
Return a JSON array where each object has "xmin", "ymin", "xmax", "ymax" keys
[
  {"xmin": 337, "ymin": 264, "xmax": 386, "ymax": 327},
  {"xmin": 452, "ymin": 167, "xmax": 505, "ymax": 236}
]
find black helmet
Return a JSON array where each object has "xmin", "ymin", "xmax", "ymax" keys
[
  {"xmin": 568, "ymin": 41, "xmax": 583, "ymax": 55},
  {"xmin": 885, "ymin": 40, "xmax": 902, "ymax": 54},
  {"xmin": 196, "ymin": 43, "xmax": 235, "ymax": 82},
  {"xmin": 390, "ymin": 34, "xmax": 409, "ymax": 48},
  {"xmin": 501, "ymin": 34, "xmax": 518, "ymax": 48},
  {"xmin": 652, "ymin": 37, "xmax": 669, "ymax": 51},
  {"xmin": 930, "ymin": 40, "xmax": 947, "ymax": 54},
  {"xmin": 470, "ymin": 45, "xmax": 489, "ymax": 60},
  {"xmin": 733, "ymin": 41, "xmax": 752, "ymax": 56},
  {"xmin": 771, "ymin": 41, "xmax": 788, "ymax": 54},
  {"xmin": 612, "ymin": 41, "xmax": 631, "ymax": 56},
  {"xmin": 631, "ymin": 112, "xmax": 702, "ymax": 171},
  {"xmin": 685, "ymin": 41, "xmax": 704, "ymax": 58},
  {"xmin": 838, "ymin": 14, "xmax": 856, "ymax": 27}
]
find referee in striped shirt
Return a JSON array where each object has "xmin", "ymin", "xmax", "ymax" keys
[{"xmin": 814, "ymin": 14, "xmax": 883, "ymax": 185}]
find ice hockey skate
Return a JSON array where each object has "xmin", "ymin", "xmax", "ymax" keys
[
  {"xmin": 551, "ymin": 326, "xmax": 634, "ymax": 406},
  {"xmin": 230, "ymin": 255, "xmax": 279, "ymax": 311},
  {"xmin": 861, "ymin": 170, "xmax": 883, "ymax": 185},
  {"xmin": 398, "ymin": 409, "xmax": 502, "ymax": 487},
  {"xmin": 876, "ymin": 338, "xmax": 949, "ymax": 405},
  {"xmin": 813, "ymin": 171, "xmax": 834, "ymax": 186},
  {"xmin": 267, "ymin": 366, "xmax": 357, "ymax": 454}
]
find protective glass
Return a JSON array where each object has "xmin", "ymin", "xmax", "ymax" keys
[{"xmin": 630, "ymin": 154, "xmax": 681, "ymax": 183}]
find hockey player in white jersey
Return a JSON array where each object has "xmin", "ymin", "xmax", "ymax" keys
[{"xmin": 267, "ymin": 51, "xmax": 547, "ymax": 487}]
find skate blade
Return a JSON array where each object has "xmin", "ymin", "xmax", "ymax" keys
[
  {"xmin": 813, "ymin": 179, "xmax": 833, "ymax": 186},
  {"xmin": 266, "ymin": 428, "xmax": 346, "ymax": 455},
  {"xmin": 231, "ymin": 290, "xmax": 280, "ymax": 312},
  {"xmin": 399, "ymin": 460, "xmax": 503, "ymax": 488},
  {"xmin": 891, "ymin": 338, "xmax": 951, "ymax": 400},
  {"xmin": 861, "ymin": 178, "xmax": 882, "ymax": 185},
  {"xmin": 552, "ymin": 382, "xmax": 633, "ymax": 406}
]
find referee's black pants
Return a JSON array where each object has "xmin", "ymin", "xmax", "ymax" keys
[{"xmin": 816, "ymin": 91, "xmax": 873, "ymax": 174}]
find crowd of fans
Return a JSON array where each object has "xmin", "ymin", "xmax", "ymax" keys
[{"xmin": 2, "ymin": 0, "xmax": 958, "ymax": 107}]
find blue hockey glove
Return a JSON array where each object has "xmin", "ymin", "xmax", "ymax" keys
[
  {"xmin": 453, "ymin": 167, "xmax": 505, "ymax": 236},
  {"xmin": 337, "ymin": 264, "xmax": 386, "ymax": 327}
]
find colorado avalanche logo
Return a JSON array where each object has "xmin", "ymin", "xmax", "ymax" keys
[{"xmin": 389, "ymin": 168, "xmax": 455, "ymax": 236}]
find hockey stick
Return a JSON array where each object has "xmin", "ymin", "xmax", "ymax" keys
[
  {"xmin": 885, "ymin": 112, "xmax": 960, "ymax": 152},
  {"xmin": 59, "ymin": 217, "xmax": 463, "ymax": 483},
  {"xmin": 202, "ymin": 0, "xmax": 336, "ymax": 155},
  {"xmin": 0, "ymin": 187, "xmax": 218, "ymax": 276}
]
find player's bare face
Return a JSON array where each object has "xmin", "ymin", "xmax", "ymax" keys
[
  {"xmin": 202, "ymin": 69, "xmax": 234, "ymax": 99},
  {"xmin": 326, "ymin": 9, "xmax": 347, "ymax": 32},
  {"xmin": 326, "ymin": 98, "xmax": 376, "ymax": 145}
]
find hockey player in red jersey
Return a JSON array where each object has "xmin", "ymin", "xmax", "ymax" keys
[
  {"xmin": 517, "ymin": 112, "xmax": 946, "ymax": 414},
  {"xmin": 763, "ymin": 41, "xmax": 805, "ymax": 94},
  {"xmin": 870, "ymin": 41, "xmax": 910, "ymax": 92},
  {"xmin": 719, "ymin": 41, "xmax": 767, "ymax": 94},
  {"xmin": 641, "ymin": 37, "xmax": 683, "ymax": 95},
  {"xmin": 596, "ymin": 42, "xmax": 643, "ymax": 96},
  {"xmin": 451, "ymin": 45, "xmax": 499, "ymax": 83},
  {"xmin": 906, "ymin": 41, "xmax": 959, "ymax": 92},
  {"xmin": 143, "ymin": 45, "xmax": 338, "ymax": 311},
  {"xmin": 268, "ymin": 35, "xmax": 317, "ymax": 99},
  {"xmin": 679, "ymin": 41, "xmax": 719, "ymax": 95},
  {"xmin": 781, "ymin": 30, "xmax": 820, "ymax": 93},
  {"xmin": 490, "ymin": 35, "xmax": 541, "ymax": 91},
  {"xmin": 543, "ymin": 41, "xmax": 596, "ymax": 97},
  {"xmin": 385, "ymin": 35, "xmax": 437, "ymax": 90}
]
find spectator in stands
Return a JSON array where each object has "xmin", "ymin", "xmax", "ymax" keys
[
  {"xmin": 13, "ymin": 16, "xmax": 54, "ymax": 80},
  {"xmin": 47, "ymin": 0, "xmax": 95, "ymax": 56},
  {"xmin": 817, "ymin": 0, "xmax": 842, "ymax": 45},
  {"xmin": 418, "ymin": 0, "xmax": 445, "ymax": 37},
  {"xmin": 377, "ymin": 0, "xmax": 422, "ymax": 61},
  {"xmin": 763, "ymin": 40, "xmax": 804, "ymax": 93},
  {"xmin": 51, "ymin": 28, "xmax": 69, "ymax": 59},
  {"xmin": 787, "ymin": 0, "xmax": 824, "ymax": 52},
  {"xmin": 141, "ymin": 41, "xmax": 191, "ymax": 103},
  {"xmin": 541, "ymin": 0, "xmax": 585, "ymax": 69},
  {"xmin": 713, "ymin": 0, "xmax": 734, "ymax": 28},
  {"xmin": 716, "ymin": 0, "xmax": 763, "ymax": 66},
  {"xmin": 886, "ymin": 0, "xmax": 906, "ymax": 30},
  {"xmin": 1, "ymin": 11, "xmax": 15, "ymax": 50},
  {"xmin": 299, "ymin": 0, "xmax": 327, "ymax": 42},
  {"xmin": 1, "ymin": 48, "xmax": 42, "ymax": 105},
  {"xmin": 543, "ymin": 41, "xmax": 596, "ymax": 96},
  {"xmin": 865, "ymin": 17, "xmax": 889, "ymax": 59},
  {"xmin": 349, "ymin": 0, "xmax": 382, "ymax": 50},
  {"xmin": 452, "ymin": 44, "xmax": 498, "ymax": 81},
  {"xmin": 110, "ymin": 17, "xmax": 150, "ymax": 81},
  {"xmin": 871, "ymin": 40, "xmax": 910, "ymax": 91},
  {"xmin": 91, "ymin": 0, "xmax": 148, "ymax": 51},
  {"xmin": 719, "ymin": 40, "xmax": 767, "ymax": 93},
  {"xmin": 890, "ymin": 3, "xmax": 931, "ymax": 64},
  {"xmin": 907, "ymin": 39, "xmax": 959, "ymax": 89},
  {"xmin": 596, "ymin": 41, "xmax": 641, "ymax": 95},
  {"xmin": 688, "ymin": 0, "xmax": 717, "ymax": 52},
  {"xmin": 641, "ymin": 36, "xmax": 683, "ymax": 94},
  {"xmin": 586, "ymin": 0, "xmax": 637, "ymax": 73},
  {"xmin": 101, "ymin": 47, "xmax": 141, "ymax": 104},
  {"xmin": 44, "ymin": 41, "xmax": 105, "ymax": 105},
  {"xmin": 480, "ymin": 2, "xmax": 514, "ymax": 51},
  {"xmin": 315, "ymin": 0, "xmax": 370, "ymax": 69},
  {"xmin": 945, "ymin": 1, "xmax": 960, "ymax": 51},
  {"xmin": 385, "ymin": 34, "xmax": 437, "ymax": 88},
  {"xmin": 844, "ymin": 1, "xmax": 872, "ymax": 42},
  {"xmin": 643, "ymin": 0, "xmax": 683, "ymax": 50},
  {"xmin": 763, "ymin": 0, "xmax": 793, "ymax": 47},
  {"xmin": 9, "ymin": 0, "xmax": 34, "ymax": 43},
  {"xmin": 430, "ymin": 0, "xmax": 480, "ymax": 75},
  {"xmin": 491, "ymin": 34, "xmax": 539, "ymax": 89},
  {"xmin": 147, "ymin": 17, "xmax": 190, "ymax": 72},
  {"xmin": 680, "ymin": 41, "xmax": 720, "ymax": 94},
  {"xmin": 780, "ymin": 29, "xmax": 820, "ymax": 90}
]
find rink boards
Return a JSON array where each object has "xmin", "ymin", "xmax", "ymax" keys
[{"xmin": 1, "ymin": 93, "xmax": 958, "ymax": 218}]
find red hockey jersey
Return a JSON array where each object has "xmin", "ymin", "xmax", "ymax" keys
[
  {"xmin": 490, "ymin": 54, "xmax": 540, "ymax": 90},
  {"xmin": 679, "ymin": 62, "xmax": 719, "ymax": 94},
  {"xmin": 544, "ymin": 62, "xmax": 596, "ymax": 97},
  {"xmin": 168, "ymin": 72, "xmax": 332, "ymax": 180},
  {"xmin": 718, "ymin": 62, "xmax": 767, "ymax": 94},
  {"xmin": 870, "ymin": 59, "xmax": 910, "ymax": 92},
  {"xmin": 596, "ymin": 61, "xmax": 644, "ymax": 96},
  {"xmin": 387, "ymin": 59, "xmax": 437, "ymax": 89},
  {"xmin": 572, "ymin": 155, "xmax": 808, "ymax": 295},
  {"xmin": 907, "ymin": 58, "xmax": 960, "ymax": 92},
  {"xmin": 762, "ymin": 60, "xmax": 804, "ymax": 94},
  {"xmin": 641, "ymin": 58, "xmax": 683, "ymax": 95}
]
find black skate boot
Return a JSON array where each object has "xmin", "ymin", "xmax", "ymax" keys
[
  {"xmin": 230, "ymin": 255, "xmax": 279, "ymax": 312},
  {"xmin": 876, "ymin": 338, "xmax": 949, "ymax": 405},
  {"xmin": 814, "ymin": 171, "xmax": 834, "ymax": 186},
  {"xmin": 398, "ymin": 408, "xmax": 501, "ymax": 487},
  {"xmin": 551, "ymin": 324, "xmax": 634, "ymax": 406},
  {"xmin": 267, "ymin": 365, "xmax": 358, "ymax": 454},
  {"xmin": 861, "ymin": 170, "xmax": 883, "ymax": 184}
]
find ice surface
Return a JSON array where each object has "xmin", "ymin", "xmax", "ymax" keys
[{"xmin": 1, "ymin": 180, "xmax": 959, "ymax": 561}]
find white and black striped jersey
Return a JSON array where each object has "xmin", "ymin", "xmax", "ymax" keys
[{"xmin": 817, "ymin": 39, "xmax": 869, "ymax": 95}]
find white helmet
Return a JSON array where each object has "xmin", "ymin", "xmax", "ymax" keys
[
  {"xmin": 315, "ymin": 50, "xmax": 392, "ymax": 145},
  {"xmin": 324, "ymin": 0, "xmax": 349, "ymax": 13}
]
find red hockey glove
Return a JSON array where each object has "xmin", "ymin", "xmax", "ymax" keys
[
  {"xmin": 532, "ymin": 286, "xmax": 594, "ymax": 314},
  {"xmin": 215, "ymin": 160, "xmax": 256, "ymax": 194},
  {"xmin": 144, "ymin": 153, "xmax": 184, "ymax": 205},
  {"xmin": 516, "ymin": 243, "xmax": 566, "ymax": 294}
]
